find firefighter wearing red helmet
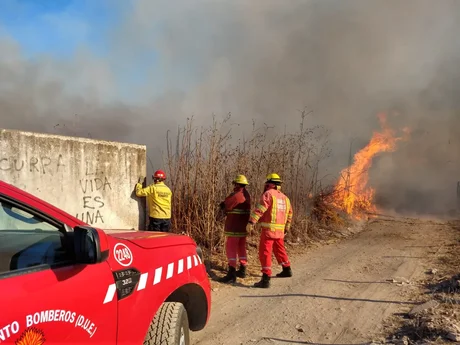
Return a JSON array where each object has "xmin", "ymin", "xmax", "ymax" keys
[
  {"xmin": 136, "ymin": 169, "xmax": 172, "ymax": 232},
  {"xmin": 248, "ymin": 173, "xmax": 293, "ymax": 288}
]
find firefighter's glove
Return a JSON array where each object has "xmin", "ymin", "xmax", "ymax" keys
[
  {"xmin": 219, "ymin": 202, "xmax": 225, "ymax": 210},
  {"xmin": 284, "ymin": 226, "xmax": 290, "ymax": 236},
  {"xmin": 138, "ymin": 176, "xmax": 146, "ymax": 184}
]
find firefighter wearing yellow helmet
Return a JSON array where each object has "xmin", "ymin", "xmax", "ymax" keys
[
  {"xmin": 248, "ymin": 173, "xmax": 293, "ymax": 288},
  {"xmin": 266, "ymin": 173, "xmax": 282, "ymax": 185},
  {"xmin": 218, "ymin": 174, "xmax": 251, "ymax": 283}
]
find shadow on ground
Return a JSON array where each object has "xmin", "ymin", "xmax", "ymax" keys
[
  {"xmin": 324, "ymin": 278, "xmax": 391, "ymax": 284},
  {"xmin": 258, "ymin": 337, "xmax": 371, "ymax": 345},
  {"xmin": 240, "ymin": 293, "xmax": 418, "ymax": 305}
]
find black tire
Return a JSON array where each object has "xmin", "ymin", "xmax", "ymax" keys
[{"xmin": 144, "ymin": 302, "xmax": 190, "ymax": 345}]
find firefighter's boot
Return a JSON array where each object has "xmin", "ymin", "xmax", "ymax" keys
[
  {"xmin": 276, "ymin": 266, "xmax": 293, "ymax": 278},
  {"xmin": 253, "ymin": 273, "xmax": 271, "ymax": 288},
  {"xmin": 219, "ymin": 266, "xmax": 237, "ymax": 283},
  {"xmin": 235, "ymin": 264, "xmax": 247, "ymax": 278}
]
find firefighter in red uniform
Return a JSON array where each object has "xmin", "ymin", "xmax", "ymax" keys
[
  {"xmin": 218, "ymin": 174, "xmax": 251, "ymax": 283},
  {"xmin": 248, "ymin": 173, "xmax": 293, "ymax": 288}
]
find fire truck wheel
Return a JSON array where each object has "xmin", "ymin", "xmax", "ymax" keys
[{"xmin": 144, "ymin": 302, "xmax": 190, "ymax": 345}]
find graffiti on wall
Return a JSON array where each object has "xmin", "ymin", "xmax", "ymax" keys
[
  {"xmin": 0, "ymin": 155, "xmax": 66, "ymax": 174},
  {"xmin": 75, "ymin": 161, "xmax": 112, "ymax": 225},
  {"xmin": 0, "ymin": 130, "xmax": 146, "ymax": 230},
  {"xmin": 0, "ymin": 154, "xmax": 113, "ymax": 226}
]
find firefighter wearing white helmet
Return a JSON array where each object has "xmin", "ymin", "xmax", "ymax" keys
[
  {"xmin": 248, "ymin": 173, "xmax": 293, "ymax": 288},
  {"xmin": 218, "ymin": 174, "xmax": 251, "ymax": 283}
]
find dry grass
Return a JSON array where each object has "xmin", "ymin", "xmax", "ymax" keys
[{"xmin": 163, "ymin": 110, "xmax": 348, "ymax": 262}]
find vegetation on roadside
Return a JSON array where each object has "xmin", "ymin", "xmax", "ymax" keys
[{"xmin": 163, "ymin": 110, "xmax": 349, "ymax": 259}]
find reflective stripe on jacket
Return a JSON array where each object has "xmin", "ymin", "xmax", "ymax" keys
[
  {"xmin": 135, "ymin": 182, "xmax": 172, "ymax": 219},
  {"xmin": 223, "ymin": 188, "xmax": 251, "ymax": 237},
  {"xmin": 249, "ymin": 188, "xmax": 293, "ymax": 239}
]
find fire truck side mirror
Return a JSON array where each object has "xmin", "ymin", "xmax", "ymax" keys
[{"xmin": 73, "ymin": 226, "xmax": 107, "ymax": 264}]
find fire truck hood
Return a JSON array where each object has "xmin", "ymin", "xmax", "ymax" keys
[{"xmin": 103, "ymin": 230, "xmax": 197, "ymax": 249}]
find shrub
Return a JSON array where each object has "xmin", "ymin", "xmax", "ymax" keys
[{"xmin": 164, "ymin": 110, "xmax": 338, "ymax": 255}]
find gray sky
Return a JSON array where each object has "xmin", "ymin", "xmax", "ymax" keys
[{"xmin": 1, "ymin": 0, "xmax": 459, "ymax": 214}]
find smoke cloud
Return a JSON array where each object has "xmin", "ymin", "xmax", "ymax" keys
[{"xmin": 1, "ymin": 0, "xmax": 460, "ymax": 215}]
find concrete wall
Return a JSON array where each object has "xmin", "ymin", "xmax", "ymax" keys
[{"xmin": 0, "ymin": 129, "xmax": 147, "ymax": 230}]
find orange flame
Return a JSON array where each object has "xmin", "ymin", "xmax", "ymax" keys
[
  {"xmin": 15, "ymin": 328, "xmax": 46, "ymax": 345},
  {"xmin": 331, "ymin": 113, "xmax": 409, "ymax": 218}
]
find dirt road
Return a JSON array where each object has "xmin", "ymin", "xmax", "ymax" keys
[{"xmin": 192, "ymin": 217, "xmax": 456, "ymax": 345}]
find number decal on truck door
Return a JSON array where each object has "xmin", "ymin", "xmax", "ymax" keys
[{"xmin": 113, "ymin": 243, "xmax": 133, "ymax": 267}]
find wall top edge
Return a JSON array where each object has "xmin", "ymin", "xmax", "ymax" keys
[{"xmin": 0, "ymin": 128, "xmax": 147, "ymax": 151}]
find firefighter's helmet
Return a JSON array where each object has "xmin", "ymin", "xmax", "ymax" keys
[
  {"xmin": 266, "ymin": 173, "xmax": 282, "ymax": 184},
  {"xmin": 153, "ymin": 170, "xmax": 167, "ymax": 180},
  {"xmin": 233, "ymin": 174, "xmax": 249, "ymax": 185}
]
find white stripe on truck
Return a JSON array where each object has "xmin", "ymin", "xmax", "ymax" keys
[{"xmin": 103, "ymin": 255, "xmax": 203, "ymax": 304}]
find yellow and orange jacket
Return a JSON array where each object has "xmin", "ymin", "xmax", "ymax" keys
[
  {"xmin": 249, "ymin": 188, "xmax": 293, "ymax": 239},
  {"xmin": 221, "ymin": 187, "xmax": 251, "ymax": 237},
  {"xmin": 135, "ymin": 181, "xmax": 172, "ymax": 219}
]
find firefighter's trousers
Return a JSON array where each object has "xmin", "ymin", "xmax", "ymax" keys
[
  {"xmin": 258, "ymin": 230, "xmax": 290, "ymax": 276},
  {"xmin": 225, "ymin": 236, "xmax": 248, "ymax": 268}
]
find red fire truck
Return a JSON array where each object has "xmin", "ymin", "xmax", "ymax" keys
[{"xmin": 0, "ymin": 180, "xmax": 211, "ymax": 345}]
